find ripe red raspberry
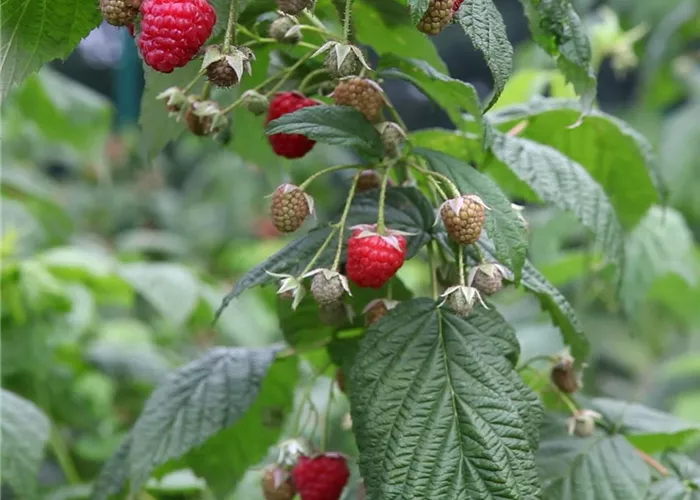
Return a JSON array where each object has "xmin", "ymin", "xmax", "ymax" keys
[
  {"xmin": 292, "ymin": 453, "xmax": 350, "ymax": 500},
  {"xmin": 452, "ymin": 0, "xmax": 464, "ymax": 14},
  {"xmin": 346, "ymin": 224, "xmax": 407, "ymax": 289},
  {"xmin": 137, "ymin": 0, "xmax": 216, "ymax": 73},
  {"xmin": 266, "ymin": 92, "xmax": 319, "ymax": 159}
]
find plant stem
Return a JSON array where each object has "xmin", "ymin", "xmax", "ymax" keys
[
  {"xmin": 428, "ymin": 243, "xmax": 438, "ymax": 300},
  {"xmin": 457, "ymin": 245, "xmax": 466, "ymax": 286},
  {"xmin": 265, "ymin": 50, "xmax": 315, "ymax": 96},
  {"xmin": 298, "ymin": 68, "xmax": 329, "ymax": 94},
  {"xmin": 321, "ymin": 376, "xmax": 335, "ymax": 451},
  {"xmin": 50, "ymin": 426, "xmax": 81, "ymax": 484},
  {"xmin": 385, "ymin": 98, "xmax": 408, "ymax": 131},
  {"xmin": 300, "ymin": 226, "xmax": 339, "ymax": 276},
  {"xmin": 331, "ymin": 170, "xmax": 362, "ymax": 270},
  {"xmin": 375, "ymin": 166, "xmax": 392, "ymax": 234},
  {"xmin": 303, "ymin": 10, "xmax": 331, "ymax": 33},
  {"xmin": 427, "ymin": 175, "xmax": 448, "ymax": 201},
  {"xmin": 299, "ymin": 24, "xmax": 341, "ymax": 40},
  {"xmin": 199, "ymin": 81, "xmax": 211, "ymax": 99},
  {"xmin": 342, "ymin": 0, "xmax": 354, "ymax": 41},
  {"xmin": 409, "ymin": 162, "xmax": 460, "ymax": 198},
  {"xmin": 517, "ymin": 354, "xmax": 555, "ymax": 372},
  {"xmin": 223, "ymin": 0, "xmax": 239, "ymax": 48},
  {"xmin": 182, "ymin": 70, "xmax": 205, "ymax": 94},
  {"xmin": 276, "ymin": 336, "xmax": 334, "ymax": 359},
  {"xmin": 636, "ymin": 449, "xmax": 669, "ymax": 477},
  {"xmin": 558, "ymin": 392, "xmax": 580, "ymax": 415},
  {"xmin": 299, "ymin": 164, "xmax": 364, "ymax": 190}
]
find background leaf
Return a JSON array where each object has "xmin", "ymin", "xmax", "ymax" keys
[
  {"xmin": 119, "ymin": 262, "xmax": 200, "ymax": 326},
  {"xmin": 454, "ymin": 0, "xmax": 513, "ymax": 110},
  {"xmin": 378, "ymin": 56, "xmax": 482, "ymax": 128},
  {"xmin": 417, "ymin": 147, "xmax": 528, "ymax": 281},
  {"xmin": 647, "ymin": 453, "xmax": 700, "ymax": 500},
  {"xmin": 127, "ymin": 345, "xmax": 285, "ymax": 491},
  {"xmin": 476, "ymin": 238, "xmax": 589, "ymax": 361},
  {"xmin": 186, "ymin": 356, "xmax": 298, "ymax": 497},
  {"xmin": 265, "ymin": 105, "xmax": 384, "ymax": 160},
  {"xmin": 537, "ymin": 415, "xmax": 650, "ymax": 499},
  {"xmin": 350, "ymin": 298, "xmax": 541, "ymax": 500},
  {"xmin": 1, "ymin": 389, "xmax": 50, "ymax": 499},
  {"xmin": 620, "ymin": 206, "xmax": 698, "ymax": 317},
  {"xmin": 138, "ymin": 64, "xmax": 200, "ymax": 160},
  {"xmin": 488, "ymin": 99, "xmax": 664, "ymax": 228},
  {"xmin": 488, "ymin": 130, "xmax": 624, "ymax": 269},
  {"xmin": 0, "ymin": 0, "xmax": 101, "ymax": 98},
  {"xmin": 354, "ymin": 0, "xmax": 447, "ymax": 72},
  {"xmin": 518, "ymin": 0, "xmax": 596, "ymax": 112},
  {"xmin": 590, "ymin": 398, "xmax": 700, "ymax": 454}
]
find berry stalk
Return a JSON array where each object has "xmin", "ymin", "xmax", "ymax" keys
[
  {"xmin": 331, "ymin": 170, "xmax": 363, "ymax": 271},
  {"xmin": 375, "ymin": 165, "xmax": 392, "ymax": 234},
  {"xmin": 321, "ymin": 372, "xmax": 336, "ymax": 451},
  {"xmin": 410, "ymin": 162, "xmax": 460, "ymax": 198},
  {"xmin": 300, "ymin": 226, "xmax": 339, "ymax": 276},
  {"xmin": 457, "ymin": 245, "xmax": 466, "ymax": 286},
  {"xmin": 223, "ymin": 0, "xmax": 239, "ymax": 48},
  {"xmin": 299, "ymin": 164, "xmax": 364, "ymax": 191},
  {"xmin": 341, "ymin": 0, "xmax": 355, "ymax": 42},
  {"xmin": 265, "ymin": 50, "xmax": 316, "ymax": 96},
  {"xmin": 428, "ymin": 242, "xmax": 439, "ymax": 300}
]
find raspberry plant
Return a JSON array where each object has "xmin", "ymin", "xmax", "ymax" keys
[{"xmin": 3, "ymin": 0, "xmax": 700, "ymax": 499}]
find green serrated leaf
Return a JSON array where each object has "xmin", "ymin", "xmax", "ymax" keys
[
  {"xmin": 187, "ymin": 356, "xmax": 298, "ymax": 497},
  {"xmin": 518, "ymin": 0, "xmax": 596, "ymax": 112},
  {"xmin": 0, "ymin": 0, "xmax": 101, "ymax": 98},
  {"xmin": 621, "ymin": 206, "xmax": 697, "ymax": 317},
  {"xmin": 589, "ymin": 398, "xmax": 700, "ymax": 454},
  {"xmin": 216, "ymin": 187, "xmax": 435, "ymax": 314},
  {"xmin": 138, "ymin": 64, "xmax": 201, "ymax": 160},
  {"xmin": 378, "ymin": 55, "xmax": 482, "ymax": 128},
  {"xmin": 265, "ymin": 105, "xmax": 384, "ymax": 159},
  {"xmin": 91, "ymin": 436, "xmax": 133, "ymax": 500},
  {"xmin": 407, "ymin": 0, "xmax": 431, "ymax": 24},
  {"xmin": 454, "ymin": 0, "xmax": 513, "ymax": 111},
  {"xmin": 477, "ymin": 238, "xmax": 589, "ymax": 361},
  {"xmin": 1, "ymin": 389, "xmax": 50, "ymax": 499},
  {"xmin": 488, "ymin": 129, "xmax": 624, "ymax": 270},
  {"xmin": 350, "ymin": 298, "xmax": 541, "ymax": 499},
  {"xmin": 488, "ymin": 99, "xmax": 665, "ymax": 228},
  {"xmin": 538, "ymin": 415, "xmax": 650, "ymax": 499},
  {"xmin": 416, "ymin": 147, "xmax": 528, "ymax": 282},
  {"xmin": 354, "ymin": 0, "xmax": 448, "ymax": 73},
  {"xmin": 126, "ymin": 345, "xmax": 285, "ymax": 492}
]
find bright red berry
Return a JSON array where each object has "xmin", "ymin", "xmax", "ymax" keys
[
  {"xmin": 266, "ymin": 92, "xmax": 319, "ymax": 159},
  {"xmin": 452, "ymin": 0, "xmax": 464, "ymax": 13},
  {"xmin": 137, "ymin": 0, "xmax": 216, "ymax": 73},
  {"xmin": 346, "ymin": 224, "xmax": 407, "ymax": 289},
  {"xmin": 292, "ymin": 453, "xmax": 350, "ymax": 500}
]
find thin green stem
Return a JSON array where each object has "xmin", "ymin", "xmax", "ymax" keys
[
  {"xmin": 558, "ymin": 391, "xmax": 580, "ymax": 415},
  {"xmin": 303, "ymin": 10, "xmax": 331, "ymax": 33},
  {"xmin": 428, "ymin": 243, "xmax": 438, "ymax": 300},
  {"xmin": 299, "ymin": 24, "xmax": 340, "ymax": 40},
  {"xmin": 321, "ymin": 376, "xmax": 335, "ymax": 452},
  {"xmin": 298, "ymin": 68, "xmax": 329, "ymax": 94},
  {"xmin": 182, "ymin": 70, "xmax": 205, "ymax": 94},
  {"xmin": 265, "ymin": 50, "xmax": 315, "ymax": 96},
  {"xmin": 50, "ymin": 426, "xmax": 81, "ymax": 484},
  {"xmin": 409, "ymin": 162, "xmax": 460, "ymax": 198},
  {"xmin": 342, "ymin": 0, "xmax": 354, "ymax": 41},
  {"xmin": 223, "ymin": 0, "xmax": 239, "ymax": 48},
  {"xmin": 276, "ymin": 336, "xmax": 334, "ymax": 359},
  {"xmin": 291, "ymin": 362, "xmax": 330, "ymax": 436},
  {"xmin": 375, "ymin": 166, "xmax": 392, "ymax": 234},
  {"xmin": 300, "ymin": 226, "xmax": 339, "ymax": 276},
  {"xmin": 457, "ymin": 245, "xmax": 466, "ymax": 286},
  {"xmin": 199, "ymin": 81, "xmax": 211, "ymax": 99},
  {"xmin": 517, "ymin": 354, "xmax": 555, "ymax": 372},
  {"xmin": 299, "ymin": 164, "xmax": 364, "ymax": 190},
  {"xmin": 385, "ymin": 98, "xmax": 408, "ymax": 131},
  {"xmin": 237, "ymin": 24, "xmax": 261, "ymax": 40},
  {"xmin": 331, "ymin": 170, "xmax": 362, "ymax": 270},
  {"xmin": 427, "ymin": 175, "xmax": 448, "ymax": 201}
]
